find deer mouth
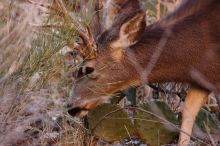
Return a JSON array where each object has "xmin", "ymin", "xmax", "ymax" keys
[
  {"xmin": 67, "ymin": 96, "xmax": 109, "ymax": 117},
  {"xmin": 67, "ymin": 106, "xmax": 89, "ymax": 117}
]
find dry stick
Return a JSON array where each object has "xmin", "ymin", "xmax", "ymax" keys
[
  {"xmin": 32, "ymin": 22, "xmax": 89, "ymax": 45},
  {"xmin": 190, "ymin": 68, "xmax": 220, "ymax": 110},
  {"xmin": 29, "ymin": 0, "xmax": 78, "ymax": 28},
  {"xmin": 126, "ymin": 27, "xmax": 172, "ymax": 85},
  {"xmin": 157, "ymin": 0, "xmax": 161, "ymax": 20},
  {"xmin": 91, "ymin": 106, "xmax": 210, "ymax": 145},
  {"xmin": 124, "ymin": 125, "xmax": 134, "ymax": 146},
  {"xmin": 27, "ymin": 0, "xmax": 66, "ymax": 17},
  {"xmin": 144, "ymin": 28, "xmax": 172, "ymax": 82},
  {"xmin": 157, "ymin": 130, "xmax": 160, "ymax": 146},
  {"xmin": 30, "ymin": 0, "xmax": 98, "ymax": 61},
  {"xmin": 104, "ymin": 117, "xmax": 174, "ymax": 124},
  {"xmin": 125, "ymin": 27, "xmax": 204, "ymax": 144},
  {"xmin": 65, "ymin": 114, "xmax": 90, "ymax": 133},
  {"xmin": 203, "ymin": 121, "xmax": 216, "ymax": 146},
  {"xmin": 54, "ymin": 0, "xmax": 68, "ymax": 16},
  {"xmin": 126, "ymin": 24, "xmax": 210, "ymax": 144}
]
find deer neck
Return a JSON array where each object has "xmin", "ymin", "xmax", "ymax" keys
[{"xmin": 125, "ymin": 23, "xmax": 200, "ymax": 84}]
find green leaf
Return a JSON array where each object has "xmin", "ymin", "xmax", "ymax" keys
[
  {"xmin": 195, "ymin": 108, "xmax": 220, "ymax": 134},
  {"xmin": 134, "ymin": 101, "xmax": 179, "ymax": 145},
  {"xmin": 88, "ymin": 103, "xmax": 134, "ymax": 142}
]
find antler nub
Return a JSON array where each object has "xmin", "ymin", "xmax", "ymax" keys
[{"xmin": 74, "ymin": 24, "xmax": 97, "ymax": 60}]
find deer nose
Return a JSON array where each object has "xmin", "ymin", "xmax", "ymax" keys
[
  {"xmin": 68, "ymin": 106, "xmax": 82, "ymax": 117},
  {"xmin": 72, "ymin": 66, "xmax": 95, "ymax": 79},
  {"xmin": 67, "ymin": 103, "xmax": 89, "ymax": 117},
  {"xmin": 67, "ymin": 97, "xmax": 108, "ymax": 117},
  {"xmin": 67, "ymin": 99, "xmax": 89, "ymax": 117}
]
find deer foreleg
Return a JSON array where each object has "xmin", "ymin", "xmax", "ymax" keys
[{"xmin": 178, "ymin": 88, "xmax": 209, "ymax": 145}]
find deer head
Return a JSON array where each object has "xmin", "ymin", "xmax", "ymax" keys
[{"xmin": 68, "ymin": 10, "xmax": 146, "ymax": 116}]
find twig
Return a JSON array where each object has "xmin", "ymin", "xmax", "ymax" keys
[
  {"xmin": 124, "ymin": 125, "xmax": 134, "ymax": 146},
  {"xmin": 91, "ymin": 106, "xmax": 210, "ymax": 145}
]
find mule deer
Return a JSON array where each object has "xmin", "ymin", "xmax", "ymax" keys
[{"xmin": 67, "ymin": 0, "xmax": 220, "ymax": 145}]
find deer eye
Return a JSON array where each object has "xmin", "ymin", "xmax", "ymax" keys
[
  {"xmin": 84, "ymin": 66, "xmax": 94, "ymax": 75},
  {"xmin": 75, "ymin": 66, "xmax": 95, "ymax": 79}
]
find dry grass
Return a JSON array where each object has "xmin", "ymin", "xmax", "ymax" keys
[{"xmin": 0, "ymin": 0, "xmax": 87, "ymax": 145}]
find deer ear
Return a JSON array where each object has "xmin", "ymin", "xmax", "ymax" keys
[{"xmin": 111, "ymin": 12, "xmax": 146, "ymax": 48}]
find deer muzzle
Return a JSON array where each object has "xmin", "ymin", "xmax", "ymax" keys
[{"xmin": 67, "ymin": 96, "xmax": 109, "ymax": 117}]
